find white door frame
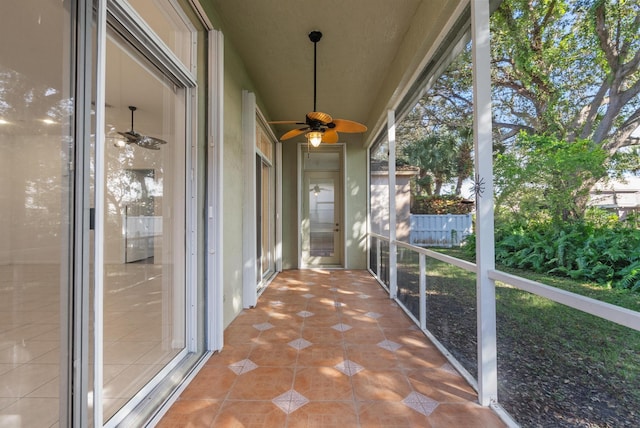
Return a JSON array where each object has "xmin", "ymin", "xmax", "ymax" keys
[{"xmin": 297, "ymin": 143, "xmax": 346, "ymax": 268}]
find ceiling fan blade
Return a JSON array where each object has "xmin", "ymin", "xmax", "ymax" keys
[
  {"xmin": 307, "ymin": 111, "xmax": 332, "ymax": 124},
  {"xmin": 281, "ymin": 128, "xmax": 308, "ymax": 140},
  {"xmin": 137, "ymin": 136, "xmax": 168, "ymax": 150},
  {"xmin": 268, "ymin": 120, "xmax": 306, "ymax": 125},
  {"xmin": 322, "ymin": 129, "xmax": 339, "ymax": 144},
  {"xmin": 331, "ymin": 119, "xmax": 367, "ymax": 133}
]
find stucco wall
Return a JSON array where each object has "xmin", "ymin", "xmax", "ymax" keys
[{"xmin": 200, "ymin": 4, "xmax": 263, "ymax": 327}]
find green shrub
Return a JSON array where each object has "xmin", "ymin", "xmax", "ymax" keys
[{"xmin": 463, "ymin": 208, "xmax": 640, "ymax": 291}]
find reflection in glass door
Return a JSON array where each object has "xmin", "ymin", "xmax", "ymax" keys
[
  {"xmin": 100, "ymin": 31, "xmax": 187, "ymax": 423},
  {"xmin": 303, "ymin": 171, "xmax": 342, "ymax": 266},
  {"xmin": 0, "ymin": 1, "xmax": 75, "ymax": 426}
]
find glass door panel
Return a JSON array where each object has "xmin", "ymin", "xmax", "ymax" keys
[
  {"xmin": 102, "ymin": 32, "xmax": 186, "ymax": 423},
  {"xmin": 303, "ymin": 171, "xmax": 342, "ymax": 266},
  {"xmin": 0, "ymin": 1, "xmax": 74, "ymax": 426}
]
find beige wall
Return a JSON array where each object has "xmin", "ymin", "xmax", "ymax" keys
[
  {"xmin": 200, "ymin": 5, "xmax": 267, "ymax": 327},
  {"xmin": 201, "ymin": 4, "xmax": 370, "ymax": 327}
]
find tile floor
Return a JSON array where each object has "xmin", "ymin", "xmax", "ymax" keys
[
  {"xmin": 0, "ymin": 262, "xmax": 183, "ymax": 426},
  {"xmin": 158, "ymin": 269, "xmax": 505, "ymax": 427}
]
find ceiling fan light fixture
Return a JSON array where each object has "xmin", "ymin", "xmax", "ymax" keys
[{"xmin": 306, "ymin": 131, "xmax": 323, "ymax": 147}]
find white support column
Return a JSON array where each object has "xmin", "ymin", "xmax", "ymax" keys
[
  {"xmin": 242, "ymin": 90, "xmax": 257, "ymax": 308},
  {"xmin": 207, "ymin": 29, "xmax": 224, "ymax": 351},
  {"xmin": 276, "ymin": 141, "xmax": 283, "ymax": 272},
  {"xmin": 387, "ymin": 110, "xmax": 397, "ymax": 299},
  {"xmin": 376, "ymin": 238, "xmax": 382, "ymax": 279},
  {"xmin": 419, "ymin": 253, "xmax": 427, "ymax": 331},
  {"xmin": 471, "ymin": 0, "xmax": 498, "ymax": 406}
]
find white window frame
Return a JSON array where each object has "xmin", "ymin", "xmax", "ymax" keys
[{"xmin": 242, "ymin": 91, "xmax": 281, "ymax": 308}]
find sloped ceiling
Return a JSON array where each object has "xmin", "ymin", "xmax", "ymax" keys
[{"xmin": 208, "ymin": 0, "xmax": 462, "ymax": 145}]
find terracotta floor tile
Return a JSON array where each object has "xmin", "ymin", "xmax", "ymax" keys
[
  {"xmin": 395, "ymin": 346, "xmax": 448, "ymax": 370},
  {"xmin": 228, "ymin": 309, "xmax": 269, "ymax": 325},
  {"xmin": 247, "ymin": 343, "xmax": 299, "ymax": 367},
  {"xmin": 357, "ymin": 400, "xmax": 434, "ymax": 428},
  {"xmin": 212, "ymin": 400, "xmax": 287, "ymax": 427},
  {"xmin": 294, "ymin": 366, "xmax": 354, "ymax": 401},
  {"xmin": 351, "ymin": 369, "xmax": 413, "ymax": 401},
  {"xmin": 302, "ymin": 314, "xmax": 342, "ymax": 327},
  {"xmin": 223, "ymin": 324, "xmax": 260, "ymax": 345},
  {"xmin": 204, "ymin": 344, "xmax": 253, "ymax": 367},
  {"xmin": 179, "ymin": 366, "xmax": 237, "ymax": 400},
  {"xmin": 296, "ymin": 343, "xmax": 346, "ymax": 367},
  {"xmin": 228, "ymin": 366, "xmax": 294, "ymax": 400},
  {"xmin": 406, "ymin": 367, "xmax": 478, "ymax": 403},
  {"xmin": 339, "ymin": 315, "xmax": 381, "ymax": 329},
  {"xmin": 301, "ymin": 326, "xmax": 344, "ymax": 344},
  {"xmin": 256, "ymin": 326, "xmax": 302, "ymax": 343},
  {"xmin": 342, "ymin": 326, "xmax": 386, "ymax": 345},
  {"xmin": 285, "ymin": 401, "xmax": 359, "ymax": 428},
  {"xmin": 164, "ymin": 270, "xmax": 505, "ymax": 428},
  {"xmin": 345, "ymin": 344, "xmax": 401, "ymax": 370},
  {"xmin": 429, "ymin": 402, "xmax": 506, "ymax": 427},
  {"xmin": 157, "ymin": 399, "xmax": 220, "ymax": 428}
]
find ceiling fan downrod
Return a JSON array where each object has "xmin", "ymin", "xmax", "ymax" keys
[
  {"xmin": 128, "ymin": 105, "xmax": 137, "ymax": 132},
  {"xmin": 309, "ymin": 31, "xmax": 322, "ymax": 113}
]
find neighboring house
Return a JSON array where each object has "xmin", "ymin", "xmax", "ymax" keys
[
  {"xmin": 370, "ymin": 160, "xmax": 419, "ymax": 242},
  {"xmin": 590, "ymin": 176, "xmax": 640, "ymax": 219}
]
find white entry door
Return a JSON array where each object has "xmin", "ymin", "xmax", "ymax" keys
[{"xmin": 302, "ymin": 170, "xmax": 342, "ymax": 266}]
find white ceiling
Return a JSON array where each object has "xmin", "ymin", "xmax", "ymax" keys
[{"xmin": 208, "ymin": 0, "xmax": 455, "ymax": 144}]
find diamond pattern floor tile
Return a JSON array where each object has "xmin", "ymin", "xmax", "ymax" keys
[
  {"xmin": 335, "ymin": 359, "xmax": 364, "ymax": 376},
  {"xmin": 297, "ymin": 310, "xmax": 314, "ymax": 318},
  {"xmin": 365, "ymin": 311, "xmax": 382, "ymax": 319},
  {"xmin": 331, "ymin": 323, "xmax": 352, "ymax": 332},
  {"xmin": 377, "ymin": 339, "xmax": 402, "ymax": 352},
  {"xmin": 272, "ymin": 389, "xmax": 309, "ymax": 414},
  {"xmin": 228, "ymin": 359, "xmax": 258, "ymax": 375},
  {"xmin": 403, "ymin": 391, "xmax": 439, "ymax": 416},
  {"xmin": 288, "ymin": 338, "xmax": 312, "ymax": 350},
  {"xmin": 253, "ymin": 322, "xmax": 274, "ymax": 331}
]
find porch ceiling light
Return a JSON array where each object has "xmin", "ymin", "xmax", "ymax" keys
[{"xmin": 306, "ymin": 131, "xmax": 323, "ymax": 147}]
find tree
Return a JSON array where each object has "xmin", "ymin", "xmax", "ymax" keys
[
  {"xmin": 494, "ymin": 133, "xmax": 609, "ymax": 224},
  {"xmin": 399, "ymin": 0, "xmax": 640, "ymax": 217},
  {"xmin": 400, "ymin": 131, "xmax": 473, "ymax": 197},
  {"xmin": 491, "ymin": 0, "xmax": 640, "ymax": 152}
]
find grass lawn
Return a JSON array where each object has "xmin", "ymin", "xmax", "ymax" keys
[{"xmin": 422, "ymin": 247, "xmax": 640, "ymax": 427}]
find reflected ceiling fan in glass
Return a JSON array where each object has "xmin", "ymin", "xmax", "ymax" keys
[
  {"xmin": 269, "ymin": 31, "xmax": 367, "ymax": 146},
  {"xmin": 116, "ymin": 105, "xmax": 167, "ymax": 150}
]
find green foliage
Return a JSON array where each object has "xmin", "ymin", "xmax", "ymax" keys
[
  {"xmin": 400, "ymin": 132, "xmax": 473, "ymax": 197},
  {"xmin": 472, "ymin": 208, "xmax": 640, "ymax": 291},
  {"xmin": 411, "ymin": 195, "xmax": 474, "ymax": 215},
  {"xmin": 495, "ymin": 133, "xmax": 610, "ymax": 225}
]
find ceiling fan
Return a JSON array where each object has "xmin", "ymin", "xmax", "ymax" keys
[
  {"xmin": 116, "ymin": 105, "xmax": 167, "ymax": 150},
  {"xmin": 269, "ymin": 31, "xmax": 367, "ymax": 146}
]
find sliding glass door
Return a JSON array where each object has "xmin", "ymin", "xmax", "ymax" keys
[
  {"xmin": 0, "ymin": 1, "xmax": 76, "ymax": 426},
  {"xmin": 100, "ymin": 29, "xmax": 188, "ymax": 422}
]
